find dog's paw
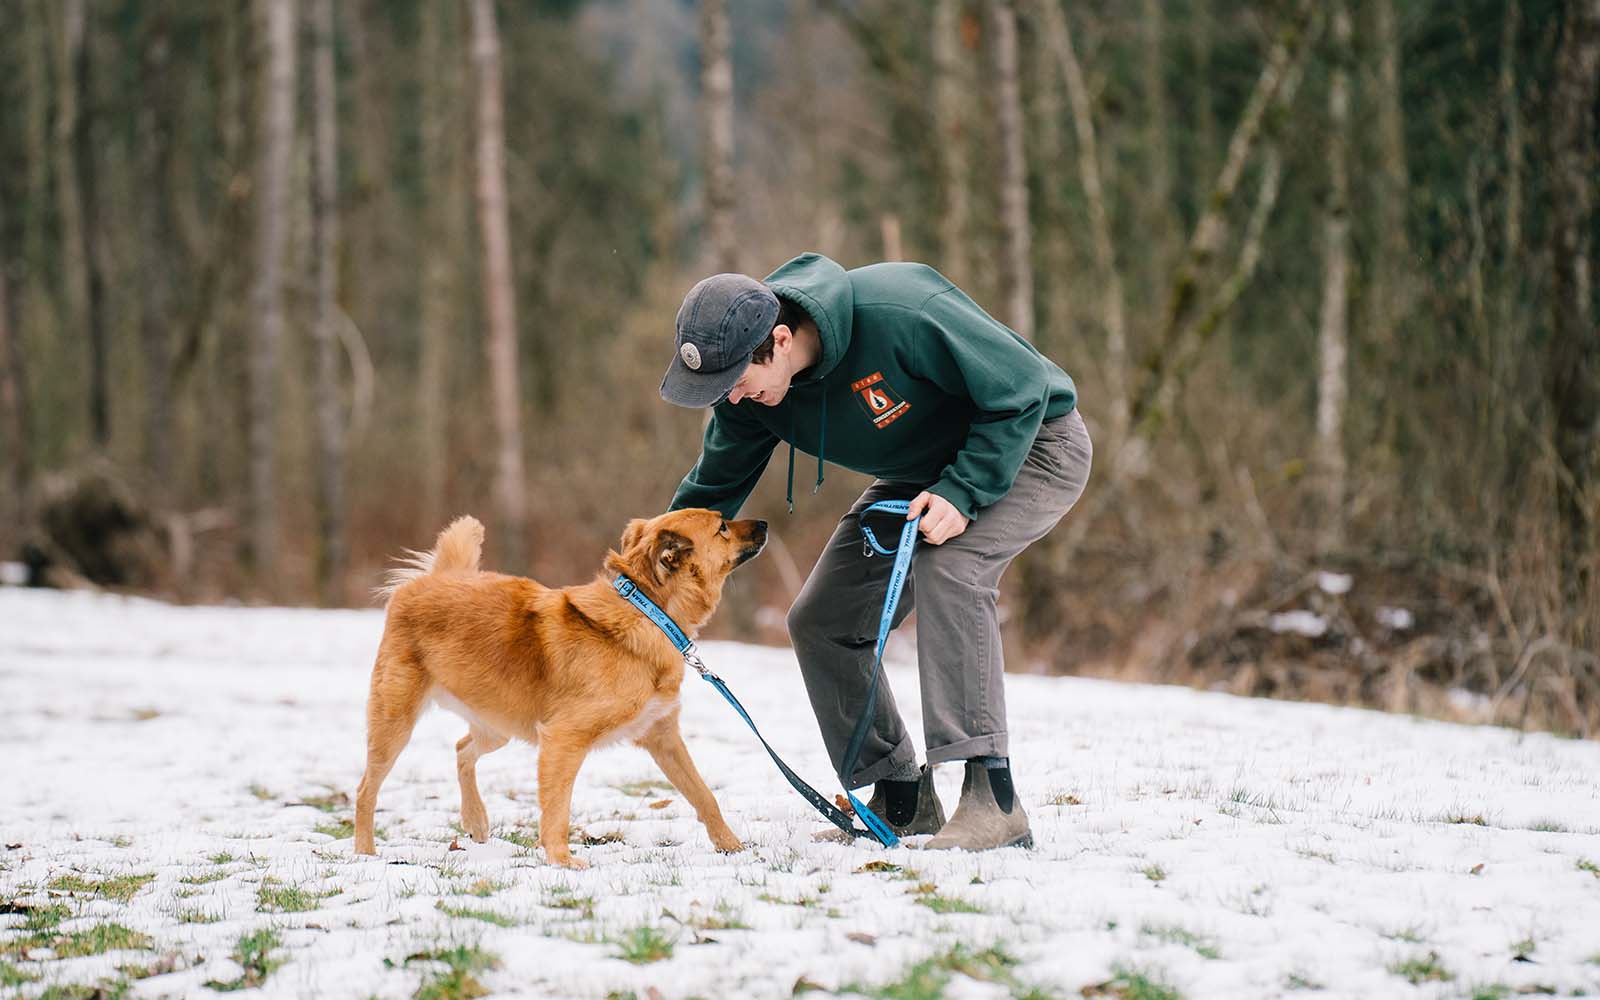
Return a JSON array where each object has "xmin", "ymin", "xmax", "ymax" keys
[
  {"xmin": 548, "ymin": 853, "xmax": 590, "ymax": 870},
  {"xmin": 712, "ymin": 833, "xmax": 745, "ymax": 854}
]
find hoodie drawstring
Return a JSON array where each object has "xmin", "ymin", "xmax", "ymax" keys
[
  {"xmin": 784, "ymin": 392, "xmax": 827, "ymax": 513},
  {"xmin": 814, "ymin": 393, "xmax": 826, "ymax": 494}
]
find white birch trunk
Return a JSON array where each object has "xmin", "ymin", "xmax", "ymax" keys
[
  {"xmin": 700, "ymin": 0, "xmax": 737, "ymax": 274},
  {"xmin": 248, "ymin": 0, "xmax": 297, "ymax": 581},
  {"xmin": 311, "ymin": 0, "xmax": 345, "ymax": 601},
  {"xmin": 1316, "ymin": 1, "xmax": 1352, "ymax": 553},
  {"xmin": 470, "ymin": 0, "xmax": 528, "ymax": 570},
  {"xmin": 933, "ymin": 0, "xmax": 971, "ymax": 285},
  {"xmin": 986, "ymin": 0, "xmax": 1033, "ymax": 341}
]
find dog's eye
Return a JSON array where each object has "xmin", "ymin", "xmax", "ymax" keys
[{"xmin": 718, "ymin": 521, "xmax": 728, "ymax": 535}]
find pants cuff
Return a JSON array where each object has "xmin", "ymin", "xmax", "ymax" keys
[
  {"xmin": 845, "ymin": 732, "xmax": 919, "ymax": 790},
  {"xmin": 926, "ymin": 732, "xmax": 1008, "ymax": 765}
]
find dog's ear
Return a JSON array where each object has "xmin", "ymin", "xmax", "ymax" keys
[
  {"xmin": 650, "ymin": 530, "xmax": 693, "ymax": 584},
  {"xmin": 620, "ymin": 518, "xmax": 649, "ymax": 553}
]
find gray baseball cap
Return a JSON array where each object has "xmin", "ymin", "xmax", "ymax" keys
[{"xmin": 660, "ymin": 273, "xmax": 781, "ymax": 408}]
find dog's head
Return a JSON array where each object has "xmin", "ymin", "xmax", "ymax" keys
[{"xmin": 604, "ymin": 509, "xmax": 767, "ymax": 631}]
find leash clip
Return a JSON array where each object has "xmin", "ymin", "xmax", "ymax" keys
[{"xmin": 682, "ymin": 643, "xmax": 714, "ymax": 680}]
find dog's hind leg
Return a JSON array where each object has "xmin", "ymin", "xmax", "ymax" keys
[
  {"xmin": 355, "ymin": 655, "xmax": 428, "ymax": 856},
  {"xmin": 456, "ymin": 725, "xmax": 509, "ymax": 843},
  {"xmin": 638, "ymin": 714, "xmax": 743, "ymax": 853}
]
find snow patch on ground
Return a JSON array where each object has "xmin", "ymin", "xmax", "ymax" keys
[{"xmin": 2, "ymin": 588, "xmax": 1600, "ymax": 999}]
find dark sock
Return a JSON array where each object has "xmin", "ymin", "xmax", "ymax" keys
[
  {"xmin": 876, "ymin": 778, "xmax": 919, "ymax": 827},
  {"xmin": 973, "ymin": 757, "xmax": 1016, "ymax": 813}
]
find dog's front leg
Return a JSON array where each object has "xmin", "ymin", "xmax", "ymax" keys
[
  {"xmin": 639, "ymin": 716, "xmax": 743, "ymax": 853},
  {"xmin": 536, "ymin": 734, "xmax": 592, "ymax": 869}
]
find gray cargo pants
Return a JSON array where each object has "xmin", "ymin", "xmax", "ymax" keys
[{"xmin": 787, "ymin": 407, "xmax": 1093, "ymax": 789}]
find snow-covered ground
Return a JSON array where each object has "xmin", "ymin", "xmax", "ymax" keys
[{"xmin": 2, "ymin": 587, "xmax": 1599, "ymax": 1000}]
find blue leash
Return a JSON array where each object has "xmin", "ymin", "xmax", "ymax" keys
[{"xmin": 613, "ymin": 499, "xmax": 918, "ymax": 847}]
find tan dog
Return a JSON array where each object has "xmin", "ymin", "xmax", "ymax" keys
[{"xmin": 355, "ymin": 509, "xmax": 767, "ymax": 868}]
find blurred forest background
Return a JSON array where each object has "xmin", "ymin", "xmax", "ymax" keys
[{"xmin": 0, "ymin": 0, "xmax": 1596, "ymax": 735}]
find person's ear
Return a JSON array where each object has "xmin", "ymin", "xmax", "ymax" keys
[{"xmin": 771, "ymin": 324, "xmax": 792, "ymax": 355}]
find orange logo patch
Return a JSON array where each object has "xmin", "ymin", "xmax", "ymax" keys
[{"xmin": 851, "ymin": 372, "xmax": 911, "ymax": 429}]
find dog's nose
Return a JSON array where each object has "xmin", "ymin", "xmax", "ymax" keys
[{"xmin": 753, "ymin": 520, "xmax": 768, "ymax": 538}]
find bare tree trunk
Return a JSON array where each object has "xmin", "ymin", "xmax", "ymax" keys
[
  {"xmin": 700, "ymin": 0, "xmax": 737, "ymax": 274},
  {"xmin": 470, "ymin": 0, "xmax": 528, "ymax": 570},
  {"xmin": 1191, "ymin": 0, "xmax": 1219, "ymax": 184},
  {"xmin": 1545, "ymin": 0, "xmax": 1600, "ymax": 605},
  {"xmin": 248, "ymin": 0, "xmax": 297, "ymax": 582},
  {"xmin": 1129, "ymin": 0, "xmax": 1317, "ymax": 435},
  {"xmin": 138, "ymin": 3, "xmax": 177, "ymax": 493},
  {"xmin": 1317, "ymin": 0, "xmax": 1352, "ymax": 553},
  {"xmin": 65, "ymin": 0, "xmax": 110, "ymax": 449},
  {"xmin": 1499, "ymin": 0, "xmax": 1522, "ymax": 259},
  {"xmin": 933, "ymin": 0, "xmax": 971, "ymax": 285},
  {"xmin": 1140, "ymin": 0, "xmax": 1176, "ymax": 285},
  {"xmin": 1039, "ymin": 0, "xmax": 1129, "ymax": 450},
  {"xmin": 0, "ymin": 197, "xmax": 30, "ymax": 526},
  {"xmin": 311, "ymin": 0, "xmax": 346, "ymax": 602},
  {"xmin": 986, "ymin": 0, "xmax": 1033, "ymax": 341},
  {"xmin": 23, "ymin": 0, "xmax": 52, "ymax": 283},
  {"xmin": 417, "ymin": 0, "xmax": 465, "ymax": 534},
  {"xmin": 54, "ymin": 0, "xmax": 89, "ymax": 433},
  {"xmin": 1368, "ymin": 0, "xmax": 1410, "ymax": 355}
]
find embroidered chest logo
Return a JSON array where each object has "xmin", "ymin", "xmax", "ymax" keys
[{"xmin": 851, "ymin": 371, "xmax": 911, "ymax": 429}]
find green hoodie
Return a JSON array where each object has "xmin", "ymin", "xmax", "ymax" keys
[{"xmin": 668, "ymin": 253, "xmax": 1077, "ymax": 520}]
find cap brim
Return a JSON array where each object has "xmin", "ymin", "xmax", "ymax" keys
[{"xmin": 660, "ymin": 351, "xmax": 754, "ymax": 408}]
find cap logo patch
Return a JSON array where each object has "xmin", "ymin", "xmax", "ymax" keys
[{"xmin": 680, "ymin": 342, "xmax": 702, "ymax": 370}]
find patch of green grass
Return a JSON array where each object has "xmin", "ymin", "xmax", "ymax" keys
[
  {"xmin": 1283, "ymin": 971, "xmax": 1322, "ymax": 990},
  {"xmin": 37, "ymin": 983, "xmax": 135, "ymax": 1000},
  {"xmin": 176, "ymin": 906, "xmax": 224, "ymax": 924},
  {"xmin": 1378, "ymin": 924, "xmax": 1426, "ymax": 944},
  {"xmin": 248, "ymin": 783, "xmax": 275, "ymax": 801},
  {"xmin": 1468, "ymin": 985, "xmax": 1511, "ymax": 1000},
  {"xmin": 851, "ymin": 944, "xmax": 1024, "ymax": 1000},
  {"xmin": 544, "ymin": 891, "xmax": 595, "ymax": 918},
  {"xmin": 1141, "ymin": 864, "xmax": 1167, "ymax": 884},
  {"xmin": 1388, "ymin": 952, "xmax": 1452, "ymax": 985},
  {"xmin": 256, "ymin": 880, "xmax": 340, "ymax": 913},
  {"xmin": 459, "ymin": 878, "xmax": 505, "ymax": 898},
  {"xmin": 313, "ymin": 818, "xmax": 356, "ymax": 839},
  {"xmin": 1083, "ymin": 964, "xmax": 1183, "ymax": 1000},
  {"xmin": 299, "ymin": 790, "xmax": 349, "ymax": 812},
  {"xmin": 1577, "ymin": 858, "xmax": 1599, "ymax": 878},
  {"xmin": 48, "ymin": 872, "xmax": 156, "ymax": 903},
  {"xmin": 1438, "ymin": 812, "xmax": 1488, "ymax": 826},
  {"xmin": 497, "ymin": 827, "xmax": 538, "ymax": 851},
  {"xmin": 407, "ymin": 944, "xmax": 499, "ymax": 1000},
  {"xmin": 436, "ymin": 902, "xmax": 518, "ymax": 927},
  {"xmin": 1526, "ymin": 819, "xmax": 1566, "ymax": 832},
  {"xmin": 10, "ymin": 901, "xmax": 72, "ymax": 933},
  {"xmin": 0, "ymin": 959, "xmax": 39, "ymax": 987},
  {"xmin": 209, "ymin": 852, "xmax": 237, "ymax": 865},
  {"xmin": 179, "ymin": 869, "xmax": 230, "ymax": 885},
  {"xmin": 614, "ymin": 926, "xmax": 675, "ymax": 964},
  {"xmin": 914, "ymin": 892, "xmax": 985, "ymax": 915},
  {"xmin": 1510, "ymin": 936, "xmax": 1536, "ymax": 960},
  {"xmin": 688, "ymin": 900, "xmax": 749, "ymax": 931},
  {"xmin": 613, "ymin": 779, "xmax": 674, "ymax": 798},
  {"xmin": 1140, "ymin": 923, "xmax": 1220, "ymax": 959},
  {"xmin": 48, "ymin": 922, "xmax": 154, "ymax": 958},
  {"xmin": 206, "ymin": 928, "xmax": 284, "ymax": 992}
]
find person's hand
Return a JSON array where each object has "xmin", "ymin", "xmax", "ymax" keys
[{"xmin": 906, "ymin": 491, "xmax": 968, "ymax": 545}]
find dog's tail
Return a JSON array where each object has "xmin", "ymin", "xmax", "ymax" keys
[{"xmin": 374, "ymin": 515, "xmax": 485, "ymax": 603}]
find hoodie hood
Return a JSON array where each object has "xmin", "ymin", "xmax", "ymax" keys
[{"xmin": 763, "ymin": 253, "xmax": 854, "ymax": 384}]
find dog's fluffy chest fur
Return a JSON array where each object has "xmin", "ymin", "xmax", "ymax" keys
[{"xmin": 595, "ymin": 694, "xmax": 681, "ymax": 747}]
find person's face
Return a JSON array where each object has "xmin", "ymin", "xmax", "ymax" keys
[{"xmin": 725, "ymin": 325, "xmax": 795, "ymax": 406}]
